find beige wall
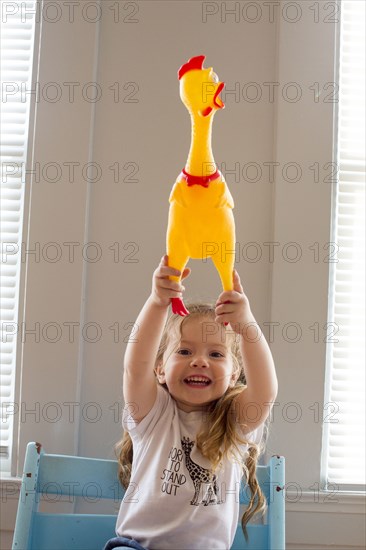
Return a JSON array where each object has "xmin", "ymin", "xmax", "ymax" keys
[{"xmin": 1, "ymin": 1, "xmax": 364, "ymax": 549}]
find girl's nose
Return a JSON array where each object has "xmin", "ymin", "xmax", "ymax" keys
[{"xmin": 191, "ymin": 356, "xmax": 209, "ymax": 367}]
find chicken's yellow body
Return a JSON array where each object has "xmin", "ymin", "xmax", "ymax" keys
[{"xmin": 167, "ymin": 55, "xmax": 236, "ymax": 315}]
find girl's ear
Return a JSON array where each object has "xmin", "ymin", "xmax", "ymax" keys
[
  {"xmin": 229, "ymin": 370, "xmax": 239, "ymax": 387},
  {"xmin": 155, "ymin": 363, "xmax": 166, "ymax": 384}
]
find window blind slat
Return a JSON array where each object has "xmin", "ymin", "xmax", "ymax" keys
[
  {"xmin": 324, "ymin": 0, "xmax": 366, "ymax": 488},
  {"xmin": 0, "ymin": 0, "xmax": 37, "ymax": 472}
]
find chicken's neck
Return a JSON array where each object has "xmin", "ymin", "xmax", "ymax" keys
[{"xmin": 185, "ymin": 114, "xmax": 217, "ymax": 177}]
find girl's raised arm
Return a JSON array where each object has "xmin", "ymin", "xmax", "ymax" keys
[
  {"xmin": 215, "ymin": 270, "xmax": 278, "ymax": 433},
  {"xmin": 123, "ymin": 256, "xmax": 190, "ymax": 423}
]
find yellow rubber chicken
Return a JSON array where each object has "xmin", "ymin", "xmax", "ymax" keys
[{"xmin": 166, "ymin": 55, "xmax": 236, "ymax": 316}]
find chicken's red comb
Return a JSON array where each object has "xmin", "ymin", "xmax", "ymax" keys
[{"xmin": 178, "ymin": 55, "xmax": 206, "ymax": 80}]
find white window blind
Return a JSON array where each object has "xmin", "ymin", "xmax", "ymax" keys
[
  {"xmin": 0, "ymin": 0, "xmax": 37, "ymax": 473},
  {"xmin": 323, "ymin": 0, "xmax": 365, "ymax": 490}
]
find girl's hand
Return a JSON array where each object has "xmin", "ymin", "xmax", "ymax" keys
[
  {"xmin": 215, "ymin": 270, "xmax": 252, "ymax": 333},
  {"xmin": 150, "ymin": 255, "xmax": 191, "ymax": 308}
]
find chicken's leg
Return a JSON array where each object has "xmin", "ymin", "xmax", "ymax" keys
[
  {"xmin": 211, "ymin": 251, "xmax": 235, "ymax": 292},
  {"xmin": 167, "ymin": 252, "xmax": 190, "ymax": 316}
]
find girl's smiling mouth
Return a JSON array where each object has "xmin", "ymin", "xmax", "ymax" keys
[{"xmin": 184, "ymin": 376, "xmax": 212, "ymax": 387}]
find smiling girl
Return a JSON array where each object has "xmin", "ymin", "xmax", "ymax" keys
[{"xmin": 103, "ymin": 255, "xmax": 278, "ymax": 550}]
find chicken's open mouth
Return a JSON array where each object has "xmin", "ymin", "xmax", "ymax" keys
[
  {"xmin": 184, "ymin": 377, "xmax": 212, "ymax": 386},
  {"xmin": 214, "ymin": 82, "xmax": 225, "ymax": 109}
]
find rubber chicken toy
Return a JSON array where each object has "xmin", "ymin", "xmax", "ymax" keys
[{"xmin": 166, "ymin": 55, "xmax": 236, "ymax": 316}]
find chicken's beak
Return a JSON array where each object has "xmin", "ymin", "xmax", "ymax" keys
[{"xmin": 214, "ymin": 82, "xmax": 225, "ymax": 109}]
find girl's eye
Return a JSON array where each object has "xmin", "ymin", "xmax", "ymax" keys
[
  {"xmin": 211, "ymin": 352, "xmax": 224, "ymax": 358},
  {"xmin": 177, "ymin": 349, "xmax": 191, "ymax": 355}
]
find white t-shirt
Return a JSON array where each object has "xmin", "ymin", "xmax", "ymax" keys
[{"xmin": 116, "ymin": 384, "xmax": 263, "ymax": 550}]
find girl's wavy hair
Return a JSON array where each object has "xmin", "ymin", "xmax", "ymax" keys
[{"xmin": 115, "ymin": 302, "xmax": 268, "ymax": 541}]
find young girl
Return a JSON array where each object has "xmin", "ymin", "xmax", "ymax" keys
[{"xmin": 103, "ymin": 255, "xmax": 278, "ymax": 550}]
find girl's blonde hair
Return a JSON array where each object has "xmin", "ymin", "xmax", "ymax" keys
[{"xmin": 115, "ymin": 302, "xmax": 267, "ymax": 541}]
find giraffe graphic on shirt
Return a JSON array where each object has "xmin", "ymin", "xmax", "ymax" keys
[{"xmin": 181, "ymin": 436, "xmax": 222, "ymax": 506}]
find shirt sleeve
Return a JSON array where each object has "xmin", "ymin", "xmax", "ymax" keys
[
  {"xmin": 122, "ymin": 384, "xmax": 171, "ymax": 442},
  {"xmin": 234, "ymin": 422, "xmax": 265, "ymax": 461},
  {"xmin": 245, "ymin": 422, "xmax": 264, "ymax": 446}
]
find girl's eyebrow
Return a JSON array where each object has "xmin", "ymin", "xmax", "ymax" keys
[{"xmin": 179, "ymin": 339, "xmax": 227, "ymax": 351}]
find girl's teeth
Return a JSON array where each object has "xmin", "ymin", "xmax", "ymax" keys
[{"xmin": 185, "ymin": 379, "xmax": 210, "ymax": 385}]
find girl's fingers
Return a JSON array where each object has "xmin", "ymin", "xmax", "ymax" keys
[
  {"xmin": 216, "ymin": 293, "xmax": 241, "ymax": 306},
  {"xmin": 166, "ymin": 290, "xmax": 183, "ymax": 299},
  {"xmin": 158, "ymin": 281, "xmax": 185, "ymax": 292},
  {"xmin": 214, "ymin": 271, "xmax": 244, "ymax": 303},
  {"xmin": 233, "ymin": 270, "xmax": 244, "ymax": 293},
  {"xmin": 160, "ymin": 255, "xmax": 169, "ymax": 267},
  {"xmin": 181, "ymin": 267, "xmax": 191, "ymax": 280},
  {"xmin": 157, "ymin": 266, "xmax": 181, "ymax": 278},
  {"xmin": 156, "ymin": 285, "xmax": 183, "ymax": 298},
  {"xmin": 158, "ymin": 255, "xmax": 178, "ymax": 274},
  {"xmin": 159, "ymin": 256, "xmax": 191, "ymax": 279},
  {"xmin": 215, "ymin": 305, "xmax": 235, "ymax": 316}
]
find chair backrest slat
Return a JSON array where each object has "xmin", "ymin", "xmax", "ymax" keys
[
  {"xmin": 37, "ymin": 454, "xmax": 124, "ymax": 500},
  {"xmin": 37, "ymin": 454, "xmax": 271, "ymax": 504}
]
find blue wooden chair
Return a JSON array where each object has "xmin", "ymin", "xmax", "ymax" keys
[{"xmin": 12, "ymin": 442, "xmax": 285, "ymax": 550}]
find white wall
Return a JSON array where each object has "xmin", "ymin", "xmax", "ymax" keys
[{"xmin": 1, "ymin": 1, "xmax": 364, "ymax": 549}]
